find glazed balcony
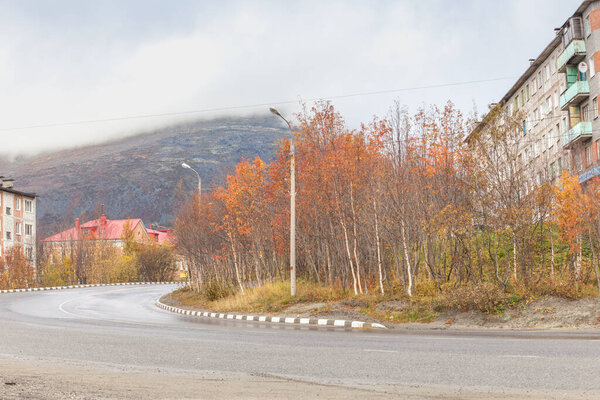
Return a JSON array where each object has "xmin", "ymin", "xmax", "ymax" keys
[
  {"xmin": 560, "ymin": 81, "xmax": 590, "ymax": 110},
  {"xmin": 562, "ymin": 121, "xmax": 592, "ymax": 148},
  {"xmin": 557, "ymin": 40, "xmax": 586, "ymax": 73}
]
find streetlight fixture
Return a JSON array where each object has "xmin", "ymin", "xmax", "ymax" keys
[
  {"xmin": 269, "ymin": 107, "xmax": 296, "ymax": 297},
  {"xmin": 181, "ymin": 162, "xmax": 202, "ymax": 200}
]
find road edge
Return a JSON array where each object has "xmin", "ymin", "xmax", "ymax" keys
[
  {"xmin": 0, "ymin": 282, "xmax": 179, "ymax": 294},
  {"xmin": 155, "ymin": 298, "xmax": 387, "ymax": 329}
]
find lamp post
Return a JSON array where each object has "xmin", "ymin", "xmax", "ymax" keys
[
  {"xmin": 269, "ymin": 107, "xmax": 296, "ymax": 297},
  {"xmin": 181, "ymin": 162, "xmax": 201, "ymax": 201}
]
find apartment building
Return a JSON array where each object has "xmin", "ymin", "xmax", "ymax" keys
[
  {"xmin": 0, "ymin": 177, "xmax": 37, "ymax": 265},
  {"xmin": 471, "ymin": 1, "xmax": 600, "ymax": 186}
]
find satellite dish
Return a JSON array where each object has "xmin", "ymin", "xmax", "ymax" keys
[{"xmin": 579, "ymin": 61, "xmax": 588, "ymax": 73}]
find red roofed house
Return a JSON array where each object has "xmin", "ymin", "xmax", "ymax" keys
[{"xmin": 42, "ymin": 215, "xmax": 152, "ymax": 258}]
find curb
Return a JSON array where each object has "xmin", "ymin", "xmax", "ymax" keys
[
  {"xmin": 0, "ymin": 281, "xmax": 179, "ymax": 294},
  {"xmin": 155, "ymin": 299, "xmax": 387, "ymax": 329}
]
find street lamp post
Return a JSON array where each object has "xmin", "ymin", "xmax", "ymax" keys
[
  {"xmin": 269, "ymin": 107, "xmax": 296, "ymax": 297},
  {"xmin": 181, "ymin": 162, "xmax": 201, "ymax": 201}
]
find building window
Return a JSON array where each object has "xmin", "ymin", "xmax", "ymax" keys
[
  {"xmin": 25, "ymin": 224, "xmax": 32, "ymax": 236},
  {"xmin": 550, "ymin": 162, "xmax": 555, "ymax": 180},
  {"xmin": 6, "ymin": 232, "xmax": 11, "ymax": 240},
  {"xmin": 575, "ymin": 152, "xmax": 582, "ymax": 171},
  {"xmin": 515, "ymin": 96, "xmax": 519, "ymax": 111},
  {"xmin": 16, "ymin": 223, "xmax": 21, "ymax": 235},
  {"xmin": 15, "ymin": 199, "xmax": 20, "ymax": 211},
  {"xmin": 586, "ymin": 146, "xmax": 592, "ymax": 168},
  {"xmin": 542, "ymin": 134, "xmax": 546, "ymax": 151},
  {"xmin": 562, "ymin": 117, "xmax": 567, "ymax": 133},
  {"xmin": 545, "ymin": 64, "xmax": 550, "ymax": 81},
  {"xmin": 526, "ymin": 85, "xmax": 530, "ymax": 101},
  {"xmin": 554, "ymin": 90, "xmax": 559, "ymax": 109},
  {"xmin": 583, "ymin": 104, "xmax": 590, "ymax": 121},
  {"xmin": 25, "ymin": 200, "xmax": 32, "ymax": 213},
  {"xmin": 25, "ymin": 247, "xmax": 32, "ymax": 260},
  {"xmin": 585, "ymin": 15, "xmax": 591, "ymax": 37},
  {"xmin": 537, "ymin": 71, "xmax": 543, "ymax": 88},
  {"xmin": 522, "ymin": 120, "xmax": 527, "ymax": 136},
  {"xmin": 534, "ymin": 108, "xmax": 540, "ymax": 125},
  {"xmin": 594, "ymin": 97, "xmax": 599, "ymax": 119},
  {"xmin": 5, "ymin": 207, "xmax": 11, "ymax": 215},
  {"xmin": 591, "ymin": 57, "xmax": 596, "ymax": 78},
  {"xmin": 532, "ymin": 78, "xmax": 538, "ymax": 94},
  {"xmin": 558, "ymin": 157, "xmax": 562, "ymax": 175}
]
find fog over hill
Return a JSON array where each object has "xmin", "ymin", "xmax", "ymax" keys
[{"xmin": 0, "ymin": 116, "xmax": 287, "ymax": 238}]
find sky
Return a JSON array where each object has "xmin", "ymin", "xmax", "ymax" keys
[{"xmin": 0, "ymin": 0, "xmax": 582, "ymax": 155}]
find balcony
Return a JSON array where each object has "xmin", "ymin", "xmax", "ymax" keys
[
  {"xmin": 560, "ymin": 81, "xmax": 590, "ymax": 110},
  {"xmin": 562, "ymin": 121, "xmax": 592, "ymax": 148},
  {"xmin": 557, "ymin": 40, "xmax": 586, "ymax": 72}
]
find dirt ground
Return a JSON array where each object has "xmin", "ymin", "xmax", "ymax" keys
[
  {"xmin": 0, "ymin": 355, "xmax": 587, "ymax": 400},
  {"xmin": 162, "ymin": 294, "xmax": 600, "ymax": 330}
]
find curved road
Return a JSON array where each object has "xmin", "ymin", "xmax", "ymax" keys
[{"xmin": 0, "ymin": 284, "xmax": 599, "ymax": 399}]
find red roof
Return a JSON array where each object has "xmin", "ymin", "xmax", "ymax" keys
[
  {"xmin": 146, "ymin": 228, "xmax": 173, "ymax": 245},
  {"xmin": 42, "ymin": 217, "xmax": 144, "ymax": 242}
]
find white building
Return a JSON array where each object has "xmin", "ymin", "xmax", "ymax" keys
[{"xmin": 0, "ymin": 178, "xmax": 37, "ymax": 266}]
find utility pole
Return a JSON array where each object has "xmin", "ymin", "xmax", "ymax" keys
[{"xmin": 269, "ymin": 107, "xmax": 296, "ymax": 296}]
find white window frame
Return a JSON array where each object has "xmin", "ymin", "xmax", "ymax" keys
[
  {"xmin": 15, "ymin": 198, "xmax": 20, "ymax": 211},
  {"xmin": 25, "ymin": 224, "xmax": 32, "ymax": 236},
  {"xmin": 25, "ymin": 200, "xmax": 32, "ymax": 213},
  {"xmin": 16, "ymin": 222, "xmax": 21, "ymax": 235}
]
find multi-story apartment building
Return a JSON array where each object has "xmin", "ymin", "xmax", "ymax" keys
[
  {"xmin": 471, "ymin": 1, "xmax": 600, "ymax": 186},
  {"xmin": 0, "ymin": 177, "xmax": 37, "ymax": 265}
]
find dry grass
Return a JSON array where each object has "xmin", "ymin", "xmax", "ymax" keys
[
  {"xmin": 170, "ymin": 276, "xmax": 600, "ymax": 321},
  {"xmin": 172, "ymin": 280, "xmax": 349, "ymax": 313}
]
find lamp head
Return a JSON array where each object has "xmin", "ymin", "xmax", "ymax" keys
[
  {"xmin": 181, "ymin": 162, "xmax": 191, "ymax": 169},
  {"xmin": 269, "ymin": 107, "xmax": 281, "ymax": 117}
]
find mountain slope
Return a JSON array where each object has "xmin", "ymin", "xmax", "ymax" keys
[{"xmin": 0, "ymin": 116, "xmax": 287, "ymax": 238}]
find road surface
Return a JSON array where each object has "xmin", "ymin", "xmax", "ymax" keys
[{"xmin": 0, "ymin": 284, "xmax": 598, "ymax": 399}]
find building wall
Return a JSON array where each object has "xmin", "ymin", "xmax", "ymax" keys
[
  {"xmin": 476, "ymin": 1, "xmax": 600, "ymax": 187},
  {"xmin": 0, "ymin": 190, "xmax": 36, "ymax": 266},
  {"xmin": 573, "ymin": 2, "xmax": 600, "ymax": 182}
]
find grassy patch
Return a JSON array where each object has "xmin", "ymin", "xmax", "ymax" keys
[{"xmin": 171, "ymin": 280, "xmax": 349, "ymax": 313}]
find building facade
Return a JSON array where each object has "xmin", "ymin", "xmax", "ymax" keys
[
  {"xmin": 471, "ymin": 1, "xmax": 600, "ymax": 186},
  {"xmin": 0, "ymin": 178, "xmax": 37, "ymax": 265}
]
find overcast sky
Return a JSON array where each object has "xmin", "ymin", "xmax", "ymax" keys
[{"xmin": 0, "ymin": 0, "xmax": 581, "ymax": 155}]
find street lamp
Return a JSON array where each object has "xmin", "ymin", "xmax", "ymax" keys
[
  {"xmin": 269, "ymin": 107, "xmax": 296, "ymax": 297},
  {"xmin": 181, "ymin": 162, "xmax": 201, "ymax": 200}
]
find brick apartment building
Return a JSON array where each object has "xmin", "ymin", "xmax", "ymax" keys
[
  {"xmin": 0, "ymin": 177, "xmax": 37, "ymax": 265},
  {"xmin": 471, "ymin": 1, "xmax": 600, "ymax": 186}
]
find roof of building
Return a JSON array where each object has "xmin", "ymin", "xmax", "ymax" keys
[
  {"xmin": 146, "ymin": 228, "xmax": 173, "ymax": 245},
  {"xmin": 42, "ymin": 217, "xmax": 144, "ymax": 242},
  {"xmin": 0, "ymin": 186, "xmax": 36, "ymax": 198}
]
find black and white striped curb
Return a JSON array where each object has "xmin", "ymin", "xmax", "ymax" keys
[
  {"xmin": 156, "ymin": 299, "xmax": 387, "ymax": 329},
  {"xmin": 0, "ymin": 281, "xmax": 180, "ymax": 294}
]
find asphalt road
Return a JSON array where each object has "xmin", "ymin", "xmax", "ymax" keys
[{"xmin": 0, "ymin": 284, "xmax": 599, "ymax": 399}]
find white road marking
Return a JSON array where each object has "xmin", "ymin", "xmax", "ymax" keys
[
  {"xmin": 500, "ymin": 355, "xmax": 540, "ymax": 358},
  {"xmin": 364, "ymin": 349, "xmax": 399, "ymax": 353}
]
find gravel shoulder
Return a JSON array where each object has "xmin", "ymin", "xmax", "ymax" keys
[
  {"xmin": 0, "ymin": 355, "xmax": 590, "ymax": 400},
  {"xmin": 161, "ymin": 293, "xmax": 600, "ymax": 330}
]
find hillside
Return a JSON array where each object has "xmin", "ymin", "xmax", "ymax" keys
[{"xmin": 0, "ymin": 116, "xmax": 287, "ymax": 238}]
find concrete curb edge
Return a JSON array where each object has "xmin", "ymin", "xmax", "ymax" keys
[
  {"xmin": 155, "ymin": 298, "xmax": 387, "ymax": 330},
  {"xmin": 0, "ymin": 281, "xmax": 179, "ymax": 294}
]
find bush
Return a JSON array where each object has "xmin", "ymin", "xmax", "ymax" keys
[
  {"xmin": 434, "ymin": 282, "xmax": 507, "ymax": 313},
  {"xmin": 203, "ymin": 280, "xmax": 234, "ymax": 301}
]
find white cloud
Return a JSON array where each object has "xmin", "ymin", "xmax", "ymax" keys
[{"xmin": 0, "ymin": 0, "xmax": 582, "ymax": 155}]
